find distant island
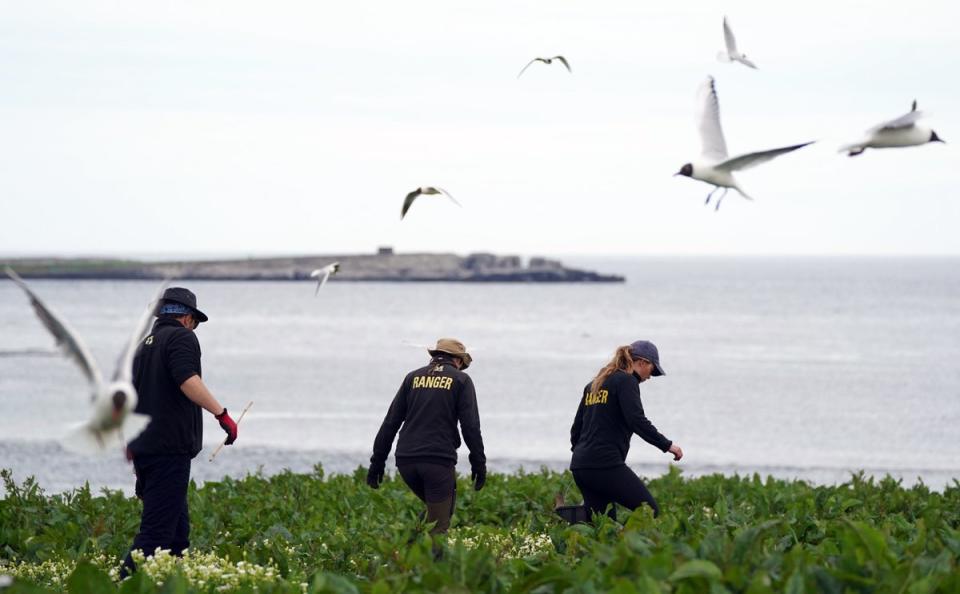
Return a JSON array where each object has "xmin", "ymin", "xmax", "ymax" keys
[{"xmin": 2, "ymin": 248, "xmax": 625, "ymax": 283}]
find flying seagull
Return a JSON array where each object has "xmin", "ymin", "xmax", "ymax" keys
[
  {"xmin": 310, "ymin": 262, "xmax": 340, "ymax": 295},
  {"xmin": 674, "ymin": 76, "xmax": 814, "ymax": 210},
  {"xmin": 401, "ymin": 187, "xmax": 461, "ymax": 219},
  {"xmin": 517, "ymin": 56, "xmax": 572, "ymax": 78},
  {"xmin": 840, "ymin": 100, "xmax": 945, "ymax": 156},
  {"xmin": 5, "ymin": 267, "xmax": 166, "ymax": 455},
  {"xmin": 717, "ymin": 16, "xmax": 758, "ymax": 69}
]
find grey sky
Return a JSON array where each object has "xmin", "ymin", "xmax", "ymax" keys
[{"xmin": 1, "ymin": 0, "xmax": 957, "ymax": 256}]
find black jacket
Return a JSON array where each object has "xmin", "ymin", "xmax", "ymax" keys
[
  {"xmin": 371, "ymin": 356, "xmax": 486, "ymax": 469},
  {"xmin": 570, "ymin": 369, "xmax": 671, "ymax": 470},
  {"xmin": 127, "ymin": 317, "xmax": 204, "ymax": 457}
]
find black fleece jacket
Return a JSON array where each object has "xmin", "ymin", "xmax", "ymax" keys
[
  {"xmin": 570, "ymin": 369, "xmax": 671, "ymax": 470},
  {"xmin": 371, "ymin": 356, "xmax": 486, "ymax": 469}
]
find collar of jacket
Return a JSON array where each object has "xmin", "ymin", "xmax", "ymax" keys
[
  {"xmin": 430, "ymin": 354, "xmax": 459, "ymax": 367},
  {"xmin": 154, "ymin": 316, "xmax": 189, "ymax": 330}
]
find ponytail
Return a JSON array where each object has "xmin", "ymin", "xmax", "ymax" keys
[{"xmin": 590, "ymin": 346, "xmax": 634, "ymax": 395}]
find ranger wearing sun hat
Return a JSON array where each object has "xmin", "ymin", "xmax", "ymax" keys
[
  {"xmin": 121, "ymin": 286, "xmax": 237, "ymax": 577},
  {"xmin": 367, "ymin": 338, "xmax": 486, "ymax": 535}
]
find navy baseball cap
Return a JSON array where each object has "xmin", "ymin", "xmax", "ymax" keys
[{"xmin": 629, "ymin": 340, "xmax": 665, "ymax": 376}]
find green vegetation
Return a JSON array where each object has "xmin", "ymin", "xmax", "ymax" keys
[{"xmin": 1, "ymin": 466, "xmax": 958, "ymax": 593}]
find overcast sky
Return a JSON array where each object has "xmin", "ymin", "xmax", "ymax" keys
[{"xmin": 0, "ymin": 0, "xmax": 957, "ymax": 257}]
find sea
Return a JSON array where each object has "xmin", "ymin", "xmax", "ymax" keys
[{"xmin": 1, "ymin": 257, "xmax": 958, "ymax": 495}]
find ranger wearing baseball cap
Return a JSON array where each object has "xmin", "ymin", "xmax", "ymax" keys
[
  {"xmin": 567, "ymin": 339, "xmax": 682, "ymax": 521},
  {"xmin": 367, "ymin": 338, "xmax": 486, "ymax": 535}
]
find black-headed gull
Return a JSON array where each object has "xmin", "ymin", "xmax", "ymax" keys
[
  {"xmin": 5, "ymin": 267, "xmax": 167, "ymax": 455},
  {"xmin": 401, "ymin": 187, "xmax": 461, "ymax": 219},
  {"xmin": 674, "ymin": 76, "xmax": 814, "ymax": 210},
  {"xmin": 841, "ymin": 100, "xmax": 945, "ymax": 156},
  {"xmin": 717, "ymin": 16, "xmax": 757, "ymax": 69},
  {"xmin": 310, "ymin": 262, "xmax": 340, "ymax": 295},
  {"xmin": 517, "ymin": 56, "xmax": 572, "ymax": 78}
]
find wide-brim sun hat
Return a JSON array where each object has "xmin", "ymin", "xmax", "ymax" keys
[
  {"xmin": 629, "ymin": 339, "xmax": 664, "ymax": 376},
  {"xmin": 428, "ymin": 338, "xmax": 472, "ymax": 370},
  {"xmin": 159, "ymin": 287, "xmax": 208, "ymax": 323}
]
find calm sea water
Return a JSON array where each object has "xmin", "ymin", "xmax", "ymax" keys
[{"xmin": 1, "ymin": 257, "xmax": 958, "ymax": 494}]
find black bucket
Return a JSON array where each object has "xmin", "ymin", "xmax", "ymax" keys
[{"xmin": 555, "ymin": 504, "xmax": 590, "ymax": 524}]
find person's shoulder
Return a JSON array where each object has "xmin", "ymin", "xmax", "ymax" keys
[
  {"xmin": 608, "ymin": 369, "xmax": 636, "ymax": 388},
  {"xmin": 166, "ymin": 325, "xmax": 200, "ymax": 347}
]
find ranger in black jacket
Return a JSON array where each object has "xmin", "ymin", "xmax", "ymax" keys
[
  {"xmin": 367, "ymin": 338, "xmax": 486, "ymax": 534},
  {"xmin": 121, "ymin": 288, "xmax": 238, "ymax": 577},
  {"xmin": 569, "ymin": 340, "xmax": 682, "ymax": 519}
]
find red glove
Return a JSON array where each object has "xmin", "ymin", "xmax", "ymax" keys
[{"xmin": 216, "ymin": 409, "xmax": 238, "ymax": 444}]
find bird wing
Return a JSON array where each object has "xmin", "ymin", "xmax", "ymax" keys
[
  {"xmin": 715, "ymin": 141, "xmax": 815, "ymax": 172},
  {"xmin": 113, "ymin": 278, "xmax": 170, "ymax": 383},
  {"xmin": 553, "ymin": 56, "xmax": 572, "ymax": 72},
  {"xmin": 317, "ymin": 262, "xmax": 339, "ymax": 291},
  {"xmin": 871, "ymin": 101, "xmax": 925, "ymax": 132},
  {"xmin": 737, "ymin": 56, "xmax": 758, "ymax": 69},
  {"xmin": 401, "ymin": 189, "xmax": 420, "ymax": 219},
  {"xmin": 434, "ymin": 187, "xmax": 462, "ymax": 207},
  {"xmin": 5, "ymin": 267, "xmax": 104, "ymax": 396},
  {"xmin": 697, "ymin": 76, "xmax": 729, "ymax": 162},
  {"xmin": 723, "ymin": 16, "xmax": 739, "ymax": 54},
  {"xmin": 517, "ymin": 58, "xmax": 541, "ymax": 78}
]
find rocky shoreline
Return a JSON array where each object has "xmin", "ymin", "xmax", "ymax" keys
[{"xmin": 2, "ymin": 251, "xmax": 624, "ymax": 283}]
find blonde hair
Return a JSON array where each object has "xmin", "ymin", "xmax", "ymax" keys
[{"xmin": 590, "ymin": 345, "xmax": 634, "ymax": 395}]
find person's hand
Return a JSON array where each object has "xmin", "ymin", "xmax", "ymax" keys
[
  {"xmin": 366, "ymin": 462, "xmax": 385, "ymax": 489},
  {"xmin": 471, "ymin": 465, "xmax": 486, "ymax": 491},
  {"xmin": 668, "ymin": 443, "xmax": 683, "ymax": 461},
  {"xmin": 215, "ymin": 409, "xmax": 238, "ymax": 445}
]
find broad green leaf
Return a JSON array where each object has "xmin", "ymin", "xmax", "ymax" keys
[
  {"xmin": 668, "ymin": 560, "xmax": 723, "ymax": 582},
  {"xmin": 66, "ymin": 562, "xmax": 113, "ymax": 594}
]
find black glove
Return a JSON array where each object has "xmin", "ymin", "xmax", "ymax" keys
[
  {"xmin": 471, "ymin": 465, "xmax": 486, "ymax": 491},
  {"xmin": 366, "ymin": 461, "xmax": 385, "ymax": 489}
]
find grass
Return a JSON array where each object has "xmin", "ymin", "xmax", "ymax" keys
[{"xmin": 1, "ymin": 466, "xmax": 958, "ymax": 593}]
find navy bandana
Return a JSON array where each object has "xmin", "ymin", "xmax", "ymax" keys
[{"xmin": 159, "ymin": 303, "xmax": 192, "ymax": 316}]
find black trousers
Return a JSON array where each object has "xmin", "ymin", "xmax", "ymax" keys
[
  {"xmin": 398, "ymin": 463, "xmax": 457, "ymax": 534},
  {"xmin": 571, "ymin": 465, "xmax": 660, "ymax": 520},
  {"xmin": 397, "ymin": 463, "xmax": 456, "ymax": 503},
  {"xmin": 121, "ymin": 454, "xmax": 192, "ymax": 575}
]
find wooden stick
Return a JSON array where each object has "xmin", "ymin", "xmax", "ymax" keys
[{"xmin": 208, "ymin": 401, "xmax": 253, "ymax": 462}]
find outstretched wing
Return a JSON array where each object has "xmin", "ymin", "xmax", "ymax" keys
[
  {"xmin": 737, "ymin": 56, "xmax": 758, "ymax": 69},
  {"xmin": 871, "ymin": 101, "xmax": 925, "ymax": 132},
  {"xmin": 317, "ymin": 262, "xmax": 339, "ymax": 292},
  {"xmin": 697, "ymin": 76, "xmax": 729, "ymax": 162},
  {"xmin": 516, "ymin": 58, "xmax": 539, "ymax": 78},
  {"xmin": 716, "ymin": 141, "xmax": 815, "ymax": 172},
  {"xmin": 723, "ymin": 16, "xmax": 738, "ymax": 54},
  {"xmin": 434, "ymin": 187, "xmax": 461, "ymax": 207},
  {"xmin": 113, "ymin": 278, "xmax": 170, "ymax": 383},
  {"xmin": 401, "ymin": 189, "xmax": 421, "ymax": 219},
  {"xmin": 5, "ymin": 267, "xmax": 104, "ymax": 396},
  {"xmin": 552, "ymin": 56, "xmax": 572, "ymax": 72}
]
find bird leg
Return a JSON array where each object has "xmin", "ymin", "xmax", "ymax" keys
[
  {"xmin": 704, "ymin": 187, "xmax": 718, "ymax": 206},
  {"xmin": 714, "ymin": 188, "xmax": 729, "ymax": 211}
]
